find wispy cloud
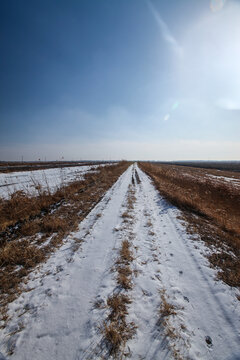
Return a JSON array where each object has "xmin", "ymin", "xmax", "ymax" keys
[{"xmin": 146, "ymin": 0, "xmax": 183, "ymax": 57}]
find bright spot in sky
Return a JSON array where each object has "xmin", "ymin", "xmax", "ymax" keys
[
  {"xmin": 163, "ymin": 101, "xmax": 179, "ymax": 121},
  {"xmin": 163, "ymin": 114, "xmax": 170, "ymax": 121},
  {"xmin": 210, "ymin": 0, "xmax": 226, "ymax": 12},
  {"xmin": 171, "ymin": 101, "xmax": 179, "ymax": 111}
]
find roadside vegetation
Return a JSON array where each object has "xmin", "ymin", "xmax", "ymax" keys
[
  {"xmin": 139, "ymin": 162, "xmax": 240, "ymax": 289},
  {"xmin": 158, "ymin": 289, "xmax": 187, "ymax": 360},
  {"xmin": 102, "ymin": 181, "xmax": 137, "ymax": 357},
  {"xmin": 0, "ymin": 161, "xmax": 130, "ymax": 326}
]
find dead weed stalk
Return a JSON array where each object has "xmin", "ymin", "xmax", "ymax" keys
[
  {"xmin": 102, "ymin": 181, "xmax": 137, "ymax": 357},
  {"xmin": 159, "ymin": 289, "xmax": 185, "ymax": 360}
]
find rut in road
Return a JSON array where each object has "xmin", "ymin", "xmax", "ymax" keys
[{"xmin": 0, "ymin": 164, "xmax": 239, "ymax": 360}]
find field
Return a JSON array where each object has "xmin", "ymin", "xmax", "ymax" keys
[
  {"xmin": 0, "ymin": 163, "xmax": 112, "ymax": 199},
  {"xmin": 151, "ymin": 160, "xmax": 240, "ymax": 172},
  {"xmin": 0, "ymin": 162, "xmax": 239, "ymax": 360},
  {"xmin": 0, "ymin": 161, "xmax": 114, "ymax": 173}
]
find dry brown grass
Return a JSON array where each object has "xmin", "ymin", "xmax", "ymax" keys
[
  {"xmin": 103, "ymin": 320, "xmax": 136, "ymax": 356},
  {"xmin": 140, "ymin": 162, "xmax": 240, "ymax": 289},
  {"xmin": 102, "ymin": 181, "xmax": 137, "ymax": 356},
  {"xmin": 0, "ymin": 240, "xmax": 44, "ymax": 269},
  {"xmin": 103, "ymin": 292, "xmax": 136, "ymax": 355},
  {"xmin": 0, "ymin": 240, "xmax": 45, "ymax": 316},
  {"xmin": 182, "ymin": 212, "xmax": 240, "ymax": 288},
  {"xmin": 139, "ymin": 162, "xmax": 240, "ymax": 235},
  {"xmin": 41, "ymin": 216, "xmax": 68, "ymax": 234},
  {"xmin": 158, "ymin": 290, "xmax": 185, "ymax": 360},
  {"xmin": 127, "ymin": 188, "xmax": 136, "ymax": 210},
  {"xmin": 119, "ymin": 240, "xmax": 133, "ymax": 264},
  {"xmin": 116, "ymin": 241, "xmax": 133, "ymax": 290},
  {"xmin": 116, "ymin": 272, "xmax": 132, "ymax": 290},
  {"xmin": 159, "ymin": 290, "xmax": 177, "ymax": 319},
  {"xmin": 103, "ymin": 322, "xmax": 122, "ymax": 354},
  {"xmin": 20, "ymin": 220, "xmax": 41, "ymax": 236},
  {"xmin": 0, "ymin": 190, "xmax": 51, "ymax": 232},
  {"xmin": 209, "ymin": 252, "xmax": 240, "ymax": 286},
  {"xmin": 121, "ymin": 211, "xmax": 133, "ymax": 224},
  {"xmin": 107, "ymin": 293, "xmax": 131, "ymax": 321},
  {"xmin": 121, "ymin": 211, "xmax": 131, "ymax": 218},
  {"xmin": 116, "ymin": 264, "xmax": 132, "ymax": 278},
  {"xmin": 114, "ymin": 184, "xmax": 136, "ymax": 294}
]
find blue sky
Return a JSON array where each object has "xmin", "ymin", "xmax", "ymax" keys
[{"xmin": 0, "ymin": 0, "xmax": 239, "ymax": 160}]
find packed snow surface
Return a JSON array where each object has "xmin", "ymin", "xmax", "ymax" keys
[
  {"xmin": 0, "ymin": 164, "xmax": 108, "ymax": 199},
  {"xmin": 0, "ymin": 164, "xmax": 239, "ymax": 359}
]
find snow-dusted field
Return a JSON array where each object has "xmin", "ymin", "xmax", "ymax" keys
[
  {"xmin": 0, "ymin": 164, "xmax": 107, "ymax": 199},
  {"xmin": 208, "ymin": 174, "xmax": 240, "ymax": 187},
  {"xmin": 0, "ymin": 164, "xmax": 239, "ymax": 359},
  {"xmin": 181, "ymin": 170, "xmax": 240, "ymax": 189}
]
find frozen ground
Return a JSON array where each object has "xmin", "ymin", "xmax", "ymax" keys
[
  {"xmin": 0, "ymin": 164, "xmax": 239, "ymax": 359},
  {"xmin": 0, "ymin": 164, "xmax": 109, "ymax": 199}
]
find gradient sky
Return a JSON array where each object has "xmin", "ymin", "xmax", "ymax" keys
[{"xmin": 0, "ymin": 0, "xmax": 240, "ymax": 160}]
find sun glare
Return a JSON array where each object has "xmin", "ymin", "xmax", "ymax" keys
[{"xmin": 210, "ymin": 0, "xmax": 226, "ymax": 12}]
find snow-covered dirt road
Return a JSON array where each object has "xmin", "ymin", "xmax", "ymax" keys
[{"xmin": 0, "ymin": 164, "xmax": 239, "ymax": 359}]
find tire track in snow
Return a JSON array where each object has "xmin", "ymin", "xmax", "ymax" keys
[{"xmin": 127, "ymin": 166, "xmax": 183, "ymax": 359}]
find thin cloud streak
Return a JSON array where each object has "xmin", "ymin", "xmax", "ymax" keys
[{"xmin": 147, "ymin": 0, "xmax": 183, "ymax": 56}]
